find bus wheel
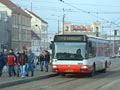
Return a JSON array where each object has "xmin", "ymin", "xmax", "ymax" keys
[
  {"xmin": 89, "ymin": 65, "xmax": 96, "ymax": 77},
  {"xmin": 61, "ymin": 73, "xmax": 66, "ymax": 76}
]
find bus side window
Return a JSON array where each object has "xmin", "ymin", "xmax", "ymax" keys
[
  {"xmin": 88, "ymin": 41, "xmax": 96, "ymax": 58},
  {"xmin": 104, "ymin": 43, "xmax": 110, "ymax": 57},
  {"xmin": 88, "ymin": 41, "xmax": 92, "ymax": 58}
]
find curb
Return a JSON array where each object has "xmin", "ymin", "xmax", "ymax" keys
[{"xmin": 0, "ymin": 73, "xmax": 57, "ymax": 89}]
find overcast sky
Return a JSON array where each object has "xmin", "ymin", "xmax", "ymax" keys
[{"xmin": 11, "ymin": 0, "xmax": 120, "ymax": 37}]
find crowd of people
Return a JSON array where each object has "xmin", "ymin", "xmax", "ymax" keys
[{"xmin": 0, "ymin": 49, "xmax": 50, "ymax": 78}]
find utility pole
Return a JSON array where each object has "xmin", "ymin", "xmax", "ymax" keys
[
  {"xmin": 113, "ymin": 32, "xmax": 115, "ymax": 54},
  {"xmin": 96, "ymin": 27, "xmax": 99, "ymax": 37},
  {"xmin": 35, "ymin": 25, "xmax": 42, "ymax": 52},
  {"xmin": 63, "ymin": 8, "xmax": 65, "ymax": 35},
  {"xmin": 58, "ymin": 17, "xmax": 60, "ymax": 35},
  {"xmin": 31, "ymin": 2, "xmax": 32, "ymax": 11},
  {"xmin": 114, "ymin": 30, "xmax": 117, "ymax": 54}
]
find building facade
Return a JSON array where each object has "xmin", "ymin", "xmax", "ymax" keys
[
  {"xmin": 60, "ymin": 21, "xmax": 101, "ymax": 37},
  {"xmin": 0, "ymin": 11, "xmax": 10, "ymax": 51},
  {"xmin": 0, "ymin": 0, "xmax": 31, "ymax": 50},
  {"xmin": 25, "ymin": 10, "xmax": 48, "ymax": 52},
  {"xmin": 31, "ymin": 30, "xmax": 41, "ymax": 56}
]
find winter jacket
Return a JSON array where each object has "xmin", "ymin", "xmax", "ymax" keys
[
  {"xmin": 18, "ymin": 53, "xmax": 28, "ymax": 65},
  {"xmin": 38, "ymin": 55, "xmax": 44, "ymax": 62},
  {"xmin": 7, "ymin": 53, "xmax": 17, "ymax": 66},
  {"xmin": 28, "ymin": 53, "xmax": 35, "ymax": 64},
  {"xmin": 0, "ymin": 54, "xmax": 6, "ymax": 69},
  {"xmin": 44, "ymin": 54, "xmax": 50, "ymax": 63}
]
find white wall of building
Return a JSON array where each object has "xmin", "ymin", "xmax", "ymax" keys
[
  {"xmin": 0, "ymin": 3, "xmax": 12, "ymax": 16},
  {"xmin": 25, "ymin": 10, "xmax": 48, "ymax": 51}
]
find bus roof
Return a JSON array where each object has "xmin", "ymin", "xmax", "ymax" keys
[{"xmin": 87, "ymin": 35, "xmax": 108, "ymax": 41}]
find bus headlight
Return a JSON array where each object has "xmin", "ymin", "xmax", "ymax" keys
[
  {"xmin": 52, "ymin": 65, "xmax": 58, "ymax": 68},
  {"xmin": 81, "ymin": 65, "xmax": 88, "ymax": 69}
]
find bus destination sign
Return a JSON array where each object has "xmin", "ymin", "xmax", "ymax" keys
[{"xmin": 54, "ymin": 35, "xmax": 86, "ymax": 42}]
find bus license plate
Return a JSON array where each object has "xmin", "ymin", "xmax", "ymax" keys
[{"xmin": 65, "ymin": 70, "xmax": 73, "ymax": 72}]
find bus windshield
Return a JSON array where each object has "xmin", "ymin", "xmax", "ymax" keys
[{"xmin": 54, "ymin": 42, "xmax": 86, "ymax": 60}]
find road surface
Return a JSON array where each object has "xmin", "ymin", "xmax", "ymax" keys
[{"xmin": 2, "ymin": 59, "xmax": 120, "ymax": 90}]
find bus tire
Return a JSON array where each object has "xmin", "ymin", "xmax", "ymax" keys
[{"xmin": 89, "ymin": 64, "xmax": 96, "ymax": 77}]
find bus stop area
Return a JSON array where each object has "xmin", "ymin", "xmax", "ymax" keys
[{"xmin": 0, "ymin": 68, "xmax": 56, "ymax": 89}]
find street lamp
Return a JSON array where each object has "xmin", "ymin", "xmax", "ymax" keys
[
  {"xmin": 62, "ymin": 8, "xmax": 72, "ymax": 35},
  {"xmin": 35, "ymin": 24, "xmax": 42, "ymax": 52},
  {"xmin": 63, "ymin": 8, "xmax": 65, "ymax": 35}
]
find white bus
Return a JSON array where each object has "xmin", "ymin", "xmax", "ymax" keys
[{"xmin": 51, "ymin": 35, "xmax": 111, "ymax": 76}]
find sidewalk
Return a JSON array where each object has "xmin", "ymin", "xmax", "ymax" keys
[{"xmin": 0, "ymin": 66, "xmax": 57, "ymax": 89}]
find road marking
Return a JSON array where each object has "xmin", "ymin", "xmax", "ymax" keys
[{"xmin": 97, "ymin": 79, "xmax": 120, "ymax": 90}]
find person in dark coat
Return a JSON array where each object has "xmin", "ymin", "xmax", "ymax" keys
[
  {"xmin": 18, "ymin": 49, "xmax": 28, "ymax": 78},
  {"xmin": 38, "ymin": 54, "xmax": 44, "ymax": 72},
  {"xmin": 44, "ymin": 51, "xmax": 50, "ymax": 72},
  {"xmin": 0, "ymin": 51, "xmax": 6, "ymax": 77}
]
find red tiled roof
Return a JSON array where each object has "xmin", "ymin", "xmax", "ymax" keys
[
  {"xmin": 31, "ymin": 30, "xmax": 40, "ymax": 39},
  {"xmin": 0, "ymin": 0, "xmax": 31, "ymax": 18},
  {"xmin": 26, "ymin": 10, "xmax": 48, "ymax": 24}
]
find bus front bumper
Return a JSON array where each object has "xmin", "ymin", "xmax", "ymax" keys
[{"xmin": 52, "ymin": 65, "xmax": 93, "ymax": 73}]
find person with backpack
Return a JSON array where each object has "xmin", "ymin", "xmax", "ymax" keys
[
  {"xmin": 38, "ymin": 54, "xmax": 44, "ymax": 72},
  {"xmin": 0, "ymin": 51, "xmax": 6, "ymax": 77},
  {"xmin": 7, "ymin": 49, "xmax": 17, "ymax": 77},
  {"xmin": 18, "ymin": 49, "xmax": 28, "ymax": 78}
]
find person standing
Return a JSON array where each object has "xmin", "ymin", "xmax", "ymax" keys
[
  {"xmin": 28, "ymin": 49, "xmax": 35, "ymax": 77},
  {"xmin": 0, "ymin": 51, "xmax": 6, "ymax": 77},
  {"xmin": 38, "ymin": 54, "xmax": 44, "ymax": 72},
  {"xmin": 24, "ymin": 49, "xmax": 29, "ymax": 77},
  {"xmin": 44, "ymin": 51, "xmax": 50, "ymax": 72},
  {"xmin": 18, "ymin": 49, "xmax": 28, "ymax": 78},
  {"xmin": 7, "ymin": 49, "xmax": 17, "ymax": 77},
  {"xmin": 16, "ymin": 52, "xmax": 20, "ymax": 77}
]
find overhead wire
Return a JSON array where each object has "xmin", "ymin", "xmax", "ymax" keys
[
  {"xmin": 29, "ymin": 0, "xmax": 120, "ymax": 8},
  {"xmin": 59, "ymin": 0, "xmax": 120, "ymax": 27}
]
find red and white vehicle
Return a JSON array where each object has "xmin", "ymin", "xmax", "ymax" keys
[{"xmin": 51, "ymin": 35, "xmax": 111, "ymax": 76}]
